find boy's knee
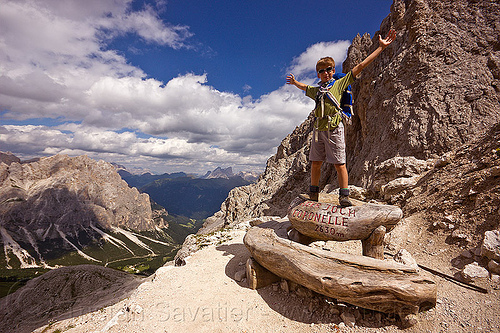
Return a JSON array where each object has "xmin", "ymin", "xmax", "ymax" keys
[
  {"xmin": 312, "ymin": 161, "xmax": 323, "ymax": 168},
  {"xmin": 334, "ymin": 163, "xmax": 346, "ymax": 170}
]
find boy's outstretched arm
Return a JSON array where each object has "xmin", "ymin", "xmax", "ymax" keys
[
  {"xmin": 286, "ymin": 73, "xmax": 307, "ymax": 91},
  {"xmin": 351, "ymin": 29, "xmax": 396, "ymax": 77}
]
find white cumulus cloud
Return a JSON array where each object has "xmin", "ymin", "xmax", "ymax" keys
[
  {"xmin": 0, "ymin": 0, "xmax": 350, "ymax": 174},
  {"xmin": 288, "ymin": 40, "xmax": 352, "ymax": 81}
]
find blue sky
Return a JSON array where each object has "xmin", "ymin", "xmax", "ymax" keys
[{"xmin": 0, "ymin": 0, "xmax": 392, "ymax": 174}]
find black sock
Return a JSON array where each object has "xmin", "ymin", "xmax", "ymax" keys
[{"xmin": 339, "ymin": 188, "xmax": 349, "ymax": 196}]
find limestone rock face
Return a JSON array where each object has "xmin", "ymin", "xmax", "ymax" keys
[
  {"xmin": 343, "ymin": 0, "xmax": 500, "ymax": 187},
  {"xmin": 403, "ymin": 122, "xmax": 500, "ymax": 245},
  {"xmin": 0, "ymin": 154, "xmax": 167, "ymax": 268},
  {"xmin": 0, "ymin": 154, "xmax": 161, "ymax": 234},
  {"xmin": 201, "ymin": 0, "xmax": 500, "ymax": 233}
]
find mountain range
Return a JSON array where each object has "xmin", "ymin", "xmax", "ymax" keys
[
  {"xmin": 117, "ymin": 166, "xmax": 258, "ymax": 219},
  {"xmin": 201, "ymin": 166, "xmax": 260, "ymax": 182}
]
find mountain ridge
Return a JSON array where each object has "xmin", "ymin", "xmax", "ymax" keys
[{"xmin": 118, "ymin": 166, "xmax": 258, "ymax": 220}]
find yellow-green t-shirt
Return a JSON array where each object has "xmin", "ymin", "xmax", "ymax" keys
[{"xmin": 305, "ymin": 71, "xmax": 355, "ymax": 131}]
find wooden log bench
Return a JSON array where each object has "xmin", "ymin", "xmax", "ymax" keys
[{"xmin": 243, "ymin": 220, "xmax": 437, "ymax": 319}]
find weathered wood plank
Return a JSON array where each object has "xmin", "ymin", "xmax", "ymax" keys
[
  {"xmin": 246, "ymin": 257, "xmax": 281, "ymax": 290},
  {"xmin": 287, "ymin": 196, "xmax": 403, "ymax": 241},
  {"xmin": 243, "ymin": 223, "xmax": 437, "ymax": 316},
  {"xmin": 362, "ymin": 225, "xmax": 386, "ymax": 259}
]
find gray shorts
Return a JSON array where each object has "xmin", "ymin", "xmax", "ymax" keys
[{"xmin": 309, "ymin": 122, "xmax": 346, "ymax": 164}]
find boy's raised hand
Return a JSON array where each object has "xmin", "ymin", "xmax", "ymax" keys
[
  {"xmin": 379, "ymin": 29, "xmax": 396, "ymax": 49},
  {"xmin": 286, "ymin": 73, "xmax": 307, "ymax": 91}
]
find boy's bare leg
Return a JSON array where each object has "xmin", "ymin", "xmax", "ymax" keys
[
  {"xmin": 334, "ymin": 164, "xmax": 348, "ymax": 189},
  {"xmin": 311, "ymin": 161, "xmax": 323, "ymax": 186}
]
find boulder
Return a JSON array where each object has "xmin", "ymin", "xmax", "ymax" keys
[
  {"xmin": 461, "ymin": 262, "xmax": 490, "ymax": 281},
  {"xmin": 380, "ymin": 175, "xmax": 420, "ymax": 201},
  {"xmin": 434, "ymin": 153, "xmax": 452, "ymax": 168},
  {"xmin": 393, "ymin": 249, "xmax": 419, "ymax": 271},
  {"xmin": 481, "ymin": 230, "xmax": 500, "ymax": 262},
  {"xmin": 370, "ymin": 157, "xmax": 430, "ymax": 193},
  {"xmin": 488, "ymin": 260, "xmax": 500, "ymax": 275},
  {"xmin": 287, "ymin": 195, "xmax": 402, "ymax": 242}
]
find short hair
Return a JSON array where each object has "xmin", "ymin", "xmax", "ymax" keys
[{"xmin": 316, "ymin": 57, "xmax": 335, "ymax": 72}]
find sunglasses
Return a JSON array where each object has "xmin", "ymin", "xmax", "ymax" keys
[{"xmin": 318, "ymin": 66, "xmax": 334, "ymax": 74}]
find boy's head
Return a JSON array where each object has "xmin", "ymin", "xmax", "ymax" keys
[
  {"xmin": 316, "ymin": 57, "xmax": 335, "ymax": 83},
  {"xmin": 316, "ymin": 57, "xmax": 335, "ymax": 72}
]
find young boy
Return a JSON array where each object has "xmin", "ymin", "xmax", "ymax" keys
[{"xmin": 286, "ymin": 30, "xmax": 396, "ymax": 206}]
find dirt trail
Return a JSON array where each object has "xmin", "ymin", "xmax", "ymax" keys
[{"xmin": 36, "ymin": 218, "xmax": 500, "ymax": 333}]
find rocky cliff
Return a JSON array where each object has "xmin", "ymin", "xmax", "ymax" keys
[
  {"xmin": 0, "ymin": 154, "xmax": 171, "ymax": 269},
  {"xmin": 200, "ymin": 0, "xmax": 500, "ymax": 233},
  {"xmin": 342, "ymin": 0, "xmax": 500, "ymax": 187},
  {"xmin": 0, "ymin": 152, "xmax": 20, "ymax": 165}
]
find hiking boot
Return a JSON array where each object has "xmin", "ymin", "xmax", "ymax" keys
[
  {"xmin": 309, "ymin": 192, "xmax": 319, "ymax": 202},
  {"xmin": 309, "ymin": 185, "xmax": 320, "ymax": 202},
  {"xmin": 339, "ymin": 195, "xmax": 352, "ymax": 207},
  {"xmin": 339, "ymin": 188, "xmax": 352, "ymax": 207}
]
